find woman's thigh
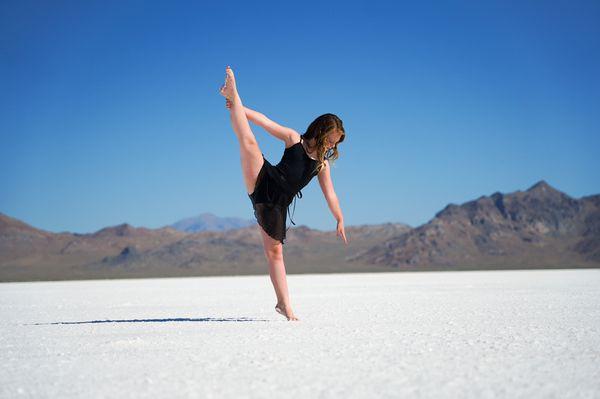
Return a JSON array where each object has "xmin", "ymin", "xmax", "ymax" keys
[{"xmin": 239, "ymin": 140, "xmax": 265, "ymax": 195}]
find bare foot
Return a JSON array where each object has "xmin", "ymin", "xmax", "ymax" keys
[
  {"xmin": 219, "ymin": 66, "xmax": 237, "ymax": 101},
  {"xmin": 275, "ymin": 303, "xmax": 299, "ymax": 321}
]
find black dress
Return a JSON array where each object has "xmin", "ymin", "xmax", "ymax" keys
[{"xmin": 248, "ymin": 135, "xmax": 320, "ymax": 244}]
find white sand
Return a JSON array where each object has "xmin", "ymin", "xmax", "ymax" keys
[{"xmin": 1, "ymin": 269, "xmax": 599, "ymax": 398}]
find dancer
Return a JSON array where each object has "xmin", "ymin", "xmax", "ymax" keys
[{"xmin": 219, "ymin": 66, "xmax": 347, "ymax": 321}]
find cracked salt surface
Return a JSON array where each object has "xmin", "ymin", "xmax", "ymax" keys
[{"xmin": 1, "ymin": 269, "xmax": 599, "ymax": 398}]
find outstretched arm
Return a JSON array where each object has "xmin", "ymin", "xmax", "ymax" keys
[
  {"xmin": 318, "ymin": 160, "xmax": 348, "ymax": 244},
  {"xmin": 225, "ymin": 101, "xmax": 297, "ymax": 145}
]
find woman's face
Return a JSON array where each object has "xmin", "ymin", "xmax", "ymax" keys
[{"xmin": 326, "ymin": 130, "xmax": 344, "ymax": 150}]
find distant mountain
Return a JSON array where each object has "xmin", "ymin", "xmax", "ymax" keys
[
  {"xmin": 77, "ymin": 222, "xmax": 413, "ymax": 278},
  {"xmin": 0, "ymin": 215, "xmax": 188, "ymax": 280},
  {"xmin": 1, "ymin": 180, "xmax": 598, "ymax": 282},
  {"xmin": 169, "ymin": 212, "xmax": 255, "ymax": 233},
  {"xmin": 0, "ymin": 208, "xmax": 411, "ymax": 281},
  {"xmin": 347, "ymin": 180, "xmax": 600, "ymax": 268}
]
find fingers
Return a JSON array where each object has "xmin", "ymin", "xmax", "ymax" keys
[{"xmin": 338, "ymin": 228, "xmax": 348, "ymax": 244}]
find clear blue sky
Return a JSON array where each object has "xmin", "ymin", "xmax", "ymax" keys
[{"xmin": 1, "ymin": 1, "xmax": 599, "ymax": 234}]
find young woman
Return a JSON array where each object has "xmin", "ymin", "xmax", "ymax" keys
[{"xmin": 219, "ymin": 66, "xmax": 347, "ymax": 321}]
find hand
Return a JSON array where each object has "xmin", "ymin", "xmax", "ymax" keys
[
  {"xmin": 225, "ymin": 98, "xmax": 232, "ymax": 109},
  {"xmin": 337, "ymin": 219, "xmax": 348, "ymax": 245}
]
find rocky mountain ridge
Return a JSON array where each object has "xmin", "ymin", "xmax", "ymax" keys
[{"xmin": 347, "ymin": 180, "xmax": 600, "ymax": 268}]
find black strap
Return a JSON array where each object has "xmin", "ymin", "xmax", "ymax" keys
[{"xmin": 286, "ymin": 190, "xmax": 302, "ymax": 230}]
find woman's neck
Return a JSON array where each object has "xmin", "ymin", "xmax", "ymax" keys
[{"xmin": 302, "ymin": 137, "xmax": 318, "ymax": 160}]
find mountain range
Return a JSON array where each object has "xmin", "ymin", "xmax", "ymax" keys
[
  {"xmin": 1, "ymin": 180, "xmax": 598, "ymax": 282},
  {"xmin": 168, "ymin": 212, "xmax": 255, "ymax": 233}
]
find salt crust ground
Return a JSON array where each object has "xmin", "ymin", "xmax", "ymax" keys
[{"xmin": 1, "ymin": 269, "xmax": 599, "ymax": 398}]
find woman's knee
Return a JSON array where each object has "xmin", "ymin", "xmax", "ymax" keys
[{"xmin": 263, "ymin": 243, "xmax": 283, "ymax": 261}]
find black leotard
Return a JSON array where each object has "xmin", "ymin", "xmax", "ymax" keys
[{"xmin": 248, "ymin": 135, "xmax": 320, "ymax": 244}]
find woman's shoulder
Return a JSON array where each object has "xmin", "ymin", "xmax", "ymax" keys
[{"xmin": 284, "ymin": 132, "xmax": 303, "ymax": 149}]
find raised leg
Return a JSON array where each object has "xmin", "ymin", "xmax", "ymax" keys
[
  {"xmin": 220, "ymin": 66, "xmax": 264, "ymax": 194},
  {"xmin": 220, "ymin": 67, "xmax": 298, "ymax": 321},
  {"xmin": 258, "ymin": 226, "xmax": 299, "ymax": 321}
]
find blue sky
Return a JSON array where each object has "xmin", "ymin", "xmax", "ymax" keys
[{"xmin": 1, "ymin": 1, "xmax": 599, "ymax": 234}]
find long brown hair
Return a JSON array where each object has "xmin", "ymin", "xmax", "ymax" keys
[{"xmin": 302, "ymin": 113, "xmax": 345, "ymax": 174}]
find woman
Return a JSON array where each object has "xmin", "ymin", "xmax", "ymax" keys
[{"xmin": 219, "ymin": 66, "xmax": 347, "ymax": 321}]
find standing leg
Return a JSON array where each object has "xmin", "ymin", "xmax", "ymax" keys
[
  {"xmin": 220, "ymin": 66, "xmax": 264, "ymax": 194},
  {"xmin": 258, "ymin": 227, "xmax": 299, "ymax": 321}
]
